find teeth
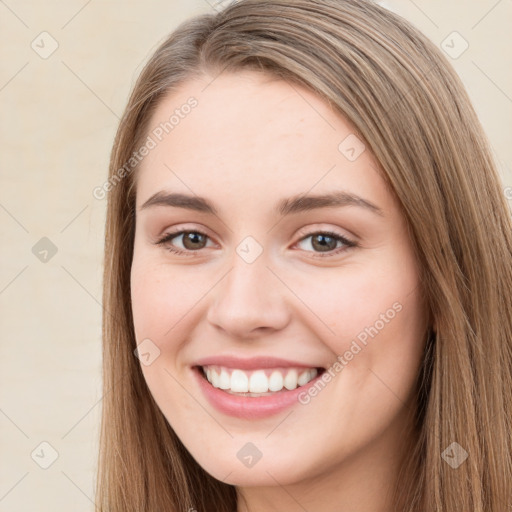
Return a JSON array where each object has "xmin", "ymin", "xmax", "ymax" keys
[
  {"xmin": 284, "ymin": 369, "xmax": 298, "ymax": 390},
  {"xmin": 268, "ymin": 370, "xmax": 284, "ymax": 392},
  {"xmin": 218, "ymin": 368, "xmax": 230, "ymax": 389},
  {"xmin": 297, "ymin": 370, "xmax": 311, "ymax": 386},
  {"xmin": 249, "ymin": 370, "xmax": 268, "ymax": 393},
  {"xmin": 231, "ymin": 369, "xmax": 249, "ymax": 392},
  {"xmin": 202, "ymin": 365, "xmax": 319, "ymax": 394}
]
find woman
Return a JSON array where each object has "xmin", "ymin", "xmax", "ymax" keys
[{"xmin": 96, "ymin": 1, "xmax": 512, "ymax": 510}]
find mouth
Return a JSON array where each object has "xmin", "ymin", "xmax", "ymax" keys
[{"xmin": 194, "ymin": 364, "xmax": 326, "ymax": 397}]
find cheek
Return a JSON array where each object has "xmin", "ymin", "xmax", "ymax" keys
[
  {"xmin": 277, "ymin": 261, "xmax": 426, "ymax": 465},
  {"xmin": 130, "ymin": 258, "xmax": 204, "ymax": 342},
  {"xmin": 130, "ymin": 260, "xmax": 204, "ymax": 422},
  {"xmin": 290, "ymin": 260, "xmax": 421, "ymax": 345},
  {"xmin": 288, "ymin": 252, "xmax": 427, "ymax": 395}
]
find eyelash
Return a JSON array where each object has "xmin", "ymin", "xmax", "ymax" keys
[{"xmin": 154, "ymin": 228, "xmax": 358, "ymax": 258}]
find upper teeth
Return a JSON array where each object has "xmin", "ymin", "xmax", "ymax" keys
[{"xmin": 202, "ymin": 365, "xmax": 319, "ymax": 394}]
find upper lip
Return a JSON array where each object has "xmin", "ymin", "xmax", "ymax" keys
[{"xmin": 193, "ymin": 355, "xmax": 325, "ymax": 371}]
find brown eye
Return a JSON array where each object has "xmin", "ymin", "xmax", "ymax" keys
[
  {"xmin": 155, "ymin": 229, "xmax": 213, "ymax": 255},
  {"xmin": 180, "ymin": 231, "xmax": 208, "ymax": 250},
  {"xmin": 310, "ymin": 234, "xmax": 339, "ymax": 252},
  {"xmin": 295, "ymin": 230, "xmax": 357, "ymax": 257}
]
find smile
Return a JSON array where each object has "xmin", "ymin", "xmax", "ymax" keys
[
  {"xmin": 192, "ymin": 357, "xmax": 327, "ymax": 419},
  {"xmin": 200, "ymin": 365, "xmax": 321, "ymax": 396}
]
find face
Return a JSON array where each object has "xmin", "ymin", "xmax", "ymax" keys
[{"xmin": 130, "ymin": 70, "xmax": 428, "ymax": 489}]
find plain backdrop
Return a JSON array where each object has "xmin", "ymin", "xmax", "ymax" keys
[{"xmin": 0, "ymin": 1, "xmax": 511, "ymax": 510}]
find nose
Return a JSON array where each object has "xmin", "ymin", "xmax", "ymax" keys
[{"xmin": 206, "ymin": 253, "xmax": 291, "ymax": 339}]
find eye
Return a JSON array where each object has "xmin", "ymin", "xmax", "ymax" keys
[
  {"xmin": 155, "ymin": 229, "xmax": 214, "ymax": 256},
  {"xmin": 154, "ymin": 228, "xmax": 358, "ymax": 258},
  {"xmin": 294, "ymin": 230, "xmax": 358, "ymax": 257}
]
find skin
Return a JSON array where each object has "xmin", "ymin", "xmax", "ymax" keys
[{"xmin": 130, "ymin": 70, "xmax": 429, "ymax": 512}]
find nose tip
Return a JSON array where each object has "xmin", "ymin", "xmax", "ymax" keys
[{"xmin": 206, "ymin": 261, "xmax": 290, "ymax": 339}]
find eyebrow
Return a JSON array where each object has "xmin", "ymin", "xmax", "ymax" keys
[{"xmin": 139, "ymin": 190, "xmax": 384, "ymax": 217}]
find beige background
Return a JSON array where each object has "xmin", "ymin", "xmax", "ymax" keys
[{"xmin": 0, "ymin": 0, "xmax": 510, "ymax": 510}]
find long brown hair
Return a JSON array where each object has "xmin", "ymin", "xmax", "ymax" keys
[{"xmin": 96, "ymin": 1, "xmax": 512, "ymax": 510}]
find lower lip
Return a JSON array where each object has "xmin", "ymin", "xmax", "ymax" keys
[{"xmin": 192, "ymin": 366, "xmax": 324, "ymax": 419}]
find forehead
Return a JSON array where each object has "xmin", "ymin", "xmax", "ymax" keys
[{"xmin": 135, "ymin": 70, "xmax": 391, "ymax": 216}]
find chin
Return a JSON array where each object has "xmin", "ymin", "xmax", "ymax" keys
[{"xmin": 193, "ymin": 450, "xmax": 313, "ymax": 487}]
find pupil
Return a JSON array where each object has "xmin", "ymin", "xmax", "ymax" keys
[
  {"xmin": 184, "ymin": 232, "xmax": 204, "ymax": 249},
  {"xmin": 313, "ymin": 234, "xmax": 336, "ymax": 252}
]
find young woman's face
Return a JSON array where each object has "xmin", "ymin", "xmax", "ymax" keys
[{"xmin": 130, "ymin": 70, "xmax": 428, "ymax": 489}]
